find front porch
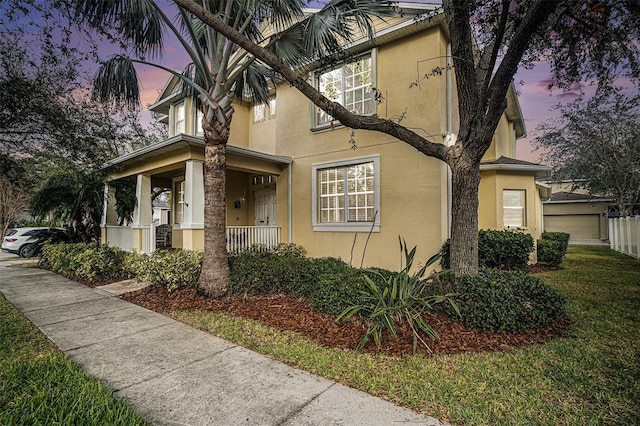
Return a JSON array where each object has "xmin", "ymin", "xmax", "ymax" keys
[
  {"xmin": 102, "ymin": 224, "xmax": 282, "ymax": 254},
  {"xmin": 101, "ymin": 135, "xmax": 292, "ymax": 254}
]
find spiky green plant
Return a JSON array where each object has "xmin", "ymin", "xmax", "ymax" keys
[{"xmin": 338, "ymin": 237, "xmax": 459, "ymax": 353}]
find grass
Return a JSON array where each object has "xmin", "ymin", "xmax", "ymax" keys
[
  {"xmin": 169, "ymin": 246, "xmax": 640, "ymax": 425},
  {"xmin": 0, "ymin": 294, "xmax": 150, "ymax": 425}
]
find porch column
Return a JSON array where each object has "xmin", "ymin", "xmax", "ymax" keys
[
  {"xmin": 101, "ymin": 183, "xmax": 118, "ymax": 244},
  {"xmin": 132, "ymin": 174, "xmax": 152, "ymax": 252},
  {"xmin": 182, "ymin": 160, "xmax": 205, "ymax": 250}
]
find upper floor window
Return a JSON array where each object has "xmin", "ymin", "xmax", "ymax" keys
[
  {"xmin": 503, "ymin": 189, "xmax": 526, "ymax": 227},
  {"xmin": 195, "ymin": 109, "xmax": 204, "ymax": 135},
  {"xmin": 269, "ymin": 98, "xmax": 277, "ymax": 117},
  {"xmin": 174, "ymin": 102, "xmax": 185, "ymax": 134},
  {"xmin": 312, "ymin": 155, "xmax": 380, "ymax": 232},
  {"xmin": 253, "ymin": 103, "xmax": 265, "ymax": 122},
  {"xmin": 315, "ymin": 53, "xmax": 375, "ymax": 127}
]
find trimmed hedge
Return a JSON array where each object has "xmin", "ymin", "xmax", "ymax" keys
[
  {"xmin": 40, "ymin": 243, "xmax": 132, "ymax": 281},
  {"xmin": 447, "ymin": 269, "xmax": 566, "ymax": 332},
  {"xmin": 441, "ymin": 229, "xmax": 534, "ymax": 270},
  {"xmin": 228, "ymin": 245, "xmax": 366, "ymax": 316},
  {"xmin": 537, "ymin": 232, "xmax": 570, "ymax": 267}
]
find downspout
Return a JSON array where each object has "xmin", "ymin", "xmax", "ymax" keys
[
  {"xmin": 288, "ymin": 163, "xmax": 292, "ymax": 243},
  {"xmin": 446, "ymin": 43, "xmax": 453, "ymax": 239}
]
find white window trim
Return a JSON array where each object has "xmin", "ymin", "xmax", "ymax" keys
[
  {"xmin": 310, "ymin": 49, "xmax": 377, "ymax": 131},
  {"xmin": 195, "ymin": 108, "xmax": 204, "ymax": 136},
  {"xmin": 312, "ymin": 155, "xmax": 381, "ymax": 232},
  {"xmin": 172, "ymin": 176, "xmax": 185, "ymax": 229},
  {"xmin": 174, "ymin": 102, "xmax": 185, "ymax": 135},
  {"xmin": 269, "ymin": 98, "xmax": 277, "ymax": 117},
  {"xmin": 253, "ymin": 103, "xmax": 266, "ymax": 122},
  {"xmin": 503, "ymin": 189, "xmax": 527, "ymax": 228}
]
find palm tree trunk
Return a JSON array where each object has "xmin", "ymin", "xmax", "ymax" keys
[
  {"xmin": 198, "ymin": 111, "xmax": 232, "ymax": 298},
  {"xmin": 449, "ymin": 157, "xmax": 481, "ymax": 276}
]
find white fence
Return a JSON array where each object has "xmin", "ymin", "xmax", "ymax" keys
[
  {"xmin": 609, "ymin": 216, "xmax": 640, "ymax": 259},
  {"xmin": 226, "ymin": 226, "xmax": 281, "ymax": 253}
]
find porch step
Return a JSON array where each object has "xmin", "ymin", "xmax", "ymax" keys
[{"xmin": 96, "ymin": 279, "xmax": 151, "ymax": 296}]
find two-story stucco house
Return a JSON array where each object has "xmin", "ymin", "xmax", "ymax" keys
[{"xmin": 101, "ymin": 3, "xmax": 551, "ymax": 271}]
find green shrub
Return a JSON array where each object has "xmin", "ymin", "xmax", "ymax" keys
[
  {"xmin": 228, "ymin": 244, "xmax": 368, "ymax": 316},
  {"xmin": 452, "ymin": 269, "xmax": 566, "ymax": 332},
  {"xmin": 538, "ymin": 232, "xmax": 570, "ymax": 266},
  {"xmin": 138, "ymin": 250, "xmax": 203, "ymax": 291},
  {"xmin": 39, "ymin": 243, "xmax": 131, "ymax": 281},
  {"xmin": 441, "ymin": 229, "xmax": 534, "ymax": 270},
  {"xmin": 537, "ymin": 239, "xmax": 564, "ymax": 266}
]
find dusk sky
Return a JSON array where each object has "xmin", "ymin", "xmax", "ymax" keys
[{"xmin": 7, "ymin": 0, "xmax": 626, "ymax": 164}]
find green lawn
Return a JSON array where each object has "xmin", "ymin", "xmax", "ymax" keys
[
  {"xmin": 0, "ymin": 294, "xmax": 150, "ymax": 425},
  {"xmin": 170, "ymin": 246, "xmax": 640, "ymax": 425}
]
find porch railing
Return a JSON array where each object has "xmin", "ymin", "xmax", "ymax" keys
[
  {"xmin": 609, "ymin": 216, "xmax": 640, "ymax": 259},
  {"xmin": 103, "ymin": 225, "xmax": 134, "ymax": 252},
  {"xmin": 103, "ymin": 224, "xmax": 280, "ymax": 254},
  {"xmin": 226, "ymin": 226, "xmax": 281, "ymax": 253}
]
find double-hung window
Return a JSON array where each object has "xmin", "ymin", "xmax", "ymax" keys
[
  {"xmin": 195, "ymin": 109, "xmax": 204, "ymax": 135},
  {"xmin": 503, "ymin": 189, "xmax": 526, "ymax": 227},
  {"xmin": 253, "ymin": 103, "xmax": 265, "ymax": 122},
  {"xmin": 175, "ymin": 180, "xmax": 185, "ymax": 224},
  {"xmin": 174, "ymin": 102, "xmax": 185, "ymax": 135},
  {"xmin": 315, "ymin": 53, "xmax": 375, "ymax": 127},
  {"xmin": 312, "ymin": 155, "xmax": 380, "ymax": 232}
]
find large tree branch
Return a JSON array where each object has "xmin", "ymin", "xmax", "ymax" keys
[
  {"xmin": 442, "ymin": 0, "xmax": 477, "ymax": 146},
  {"xmin": 479, "ymin": 0, "xmax": 556, "ymax": 148},
  {"xmin": 173, "ymin": 0, "xmax": 448, "ymax": 162}
]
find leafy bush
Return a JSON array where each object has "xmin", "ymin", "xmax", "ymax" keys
[
  {"xmin": 137, "ymin": 250, "xmax": 203, "ymax": 291},
  {"xmin": 538, "ymin": 232, "xmax": 570, "ymax": 266},
  {"xmin": 40, "ymin": 243, "xmax": 131, "ymax": 281},
  {"xmin": 338, "ymin": 239, "xmax": 459, "ymax": 352},
  {"xmin": 228, "ymin": 244, "xmax": 366, "ymax": 315},
  {"xmin": 451, "ymin": 269, "xmax": 566, "ymax": 332},
  {"xmin": 441, "ymin": 229, "xmax": 534, "ymax": 270}
]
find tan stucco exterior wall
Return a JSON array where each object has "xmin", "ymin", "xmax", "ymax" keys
[
  {"xmin": 479, "ymin": 171, "xmax": 544, "ymax": 241},
  {"xmin": 262, "ymin": 26, "xmax": 452, "ymax": 270}
]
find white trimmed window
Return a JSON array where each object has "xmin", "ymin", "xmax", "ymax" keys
[
  {"xmin": 269, "ymin": 98, "xmax": 277, "ymax": 117},
  {"xmin": 503, "ymin": 189, "xmax": 526, "ymax": 227},
  {"xmin": 312, "ymin": 156, "xmax": 380, "ymax": 232},
  {"xmin": 315, "ymin": 53, "xmax": 375, "ymax": 127},
  {"xmin": 174, "ymin": 102, "xmax": 185, "ymax": 135},
  {"xmin": 195, "ymin": 109, "xmax": 204, "ymax": 135},
  {"xmin": 253, "ymin": 103, "xmax": 265, "ymax": 122},
  {"xmin": 175, "ymin": 180, "xmax": 185, "ymax": 224}
]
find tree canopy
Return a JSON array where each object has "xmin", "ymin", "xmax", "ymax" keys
[{"xmin": 535, "ymin": 88, "xmax": 640, "ymax": 216}]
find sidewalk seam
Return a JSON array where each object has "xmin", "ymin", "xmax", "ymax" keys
[
  {"xmin": 111, "ymin": 345, "xmax": 239, "ymax": 393},
  {"xmin": 61, "ymin": 321, "xmax": 178, "ymax": 352},
  {"xmin": 274, "ymin": 382, "xmax": 337, "ymax": 426}
]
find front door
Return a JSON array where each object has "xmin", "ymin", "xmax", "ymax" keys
[{"xmin": 254, "ymin": 189, "xmax": 276, "ymax": 226}]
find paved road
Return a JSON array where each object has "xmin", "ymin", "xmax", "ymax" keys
[{"xmin": 0, "ymin": 252, "xmax": 446, "ymax": 425}]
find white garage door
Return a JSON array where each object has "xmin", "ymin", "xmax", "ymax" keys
[{"xmin": 544, "ymin": 215, "xmax": 601, "ymax": 240}]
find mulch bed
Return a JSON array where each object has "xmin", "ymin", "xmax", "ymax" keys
[{"xmin": 120, "ymin": 285, "xmax": 572, "ymax": 357}]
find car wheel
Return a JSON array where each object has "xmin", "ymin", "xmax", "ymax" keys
[{"xmin": 19, "ymin": 244, "xmax": 36, "ymax": 258}]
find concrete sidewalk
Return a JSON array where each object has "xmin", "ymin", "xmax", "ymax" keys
[{"xmin": 0, "ymin": 253, "xmax": 446, "ymax": 426}]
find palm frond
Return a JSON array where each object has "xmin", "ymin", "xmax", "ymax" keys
[
  {"xmin": 93, "ymin": 56, "xmax": 141, "ymax": 109},
  {"xmin": 270, "ymin": 0, "xmax": 395, "ymax": 68},
  {"xmin": 233, "ymin": 62, "xmax": 276, "ymax": 104},
  {"xmin": 72, "ymin": 0, "xmax": 164, "ymax": 57}
]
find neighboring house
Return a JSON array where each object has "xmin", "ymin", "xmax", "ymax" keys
[
  {"xmin": 101, "ymin": 3, "xmax": 550, "ymax": 270},
  {"xmin": 152, "ymin": 198, "xmax": 170, "ymax": 225},
  {"xmin": 543, "ymin": 181, "xmax": 611, "ymax": 243}
]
